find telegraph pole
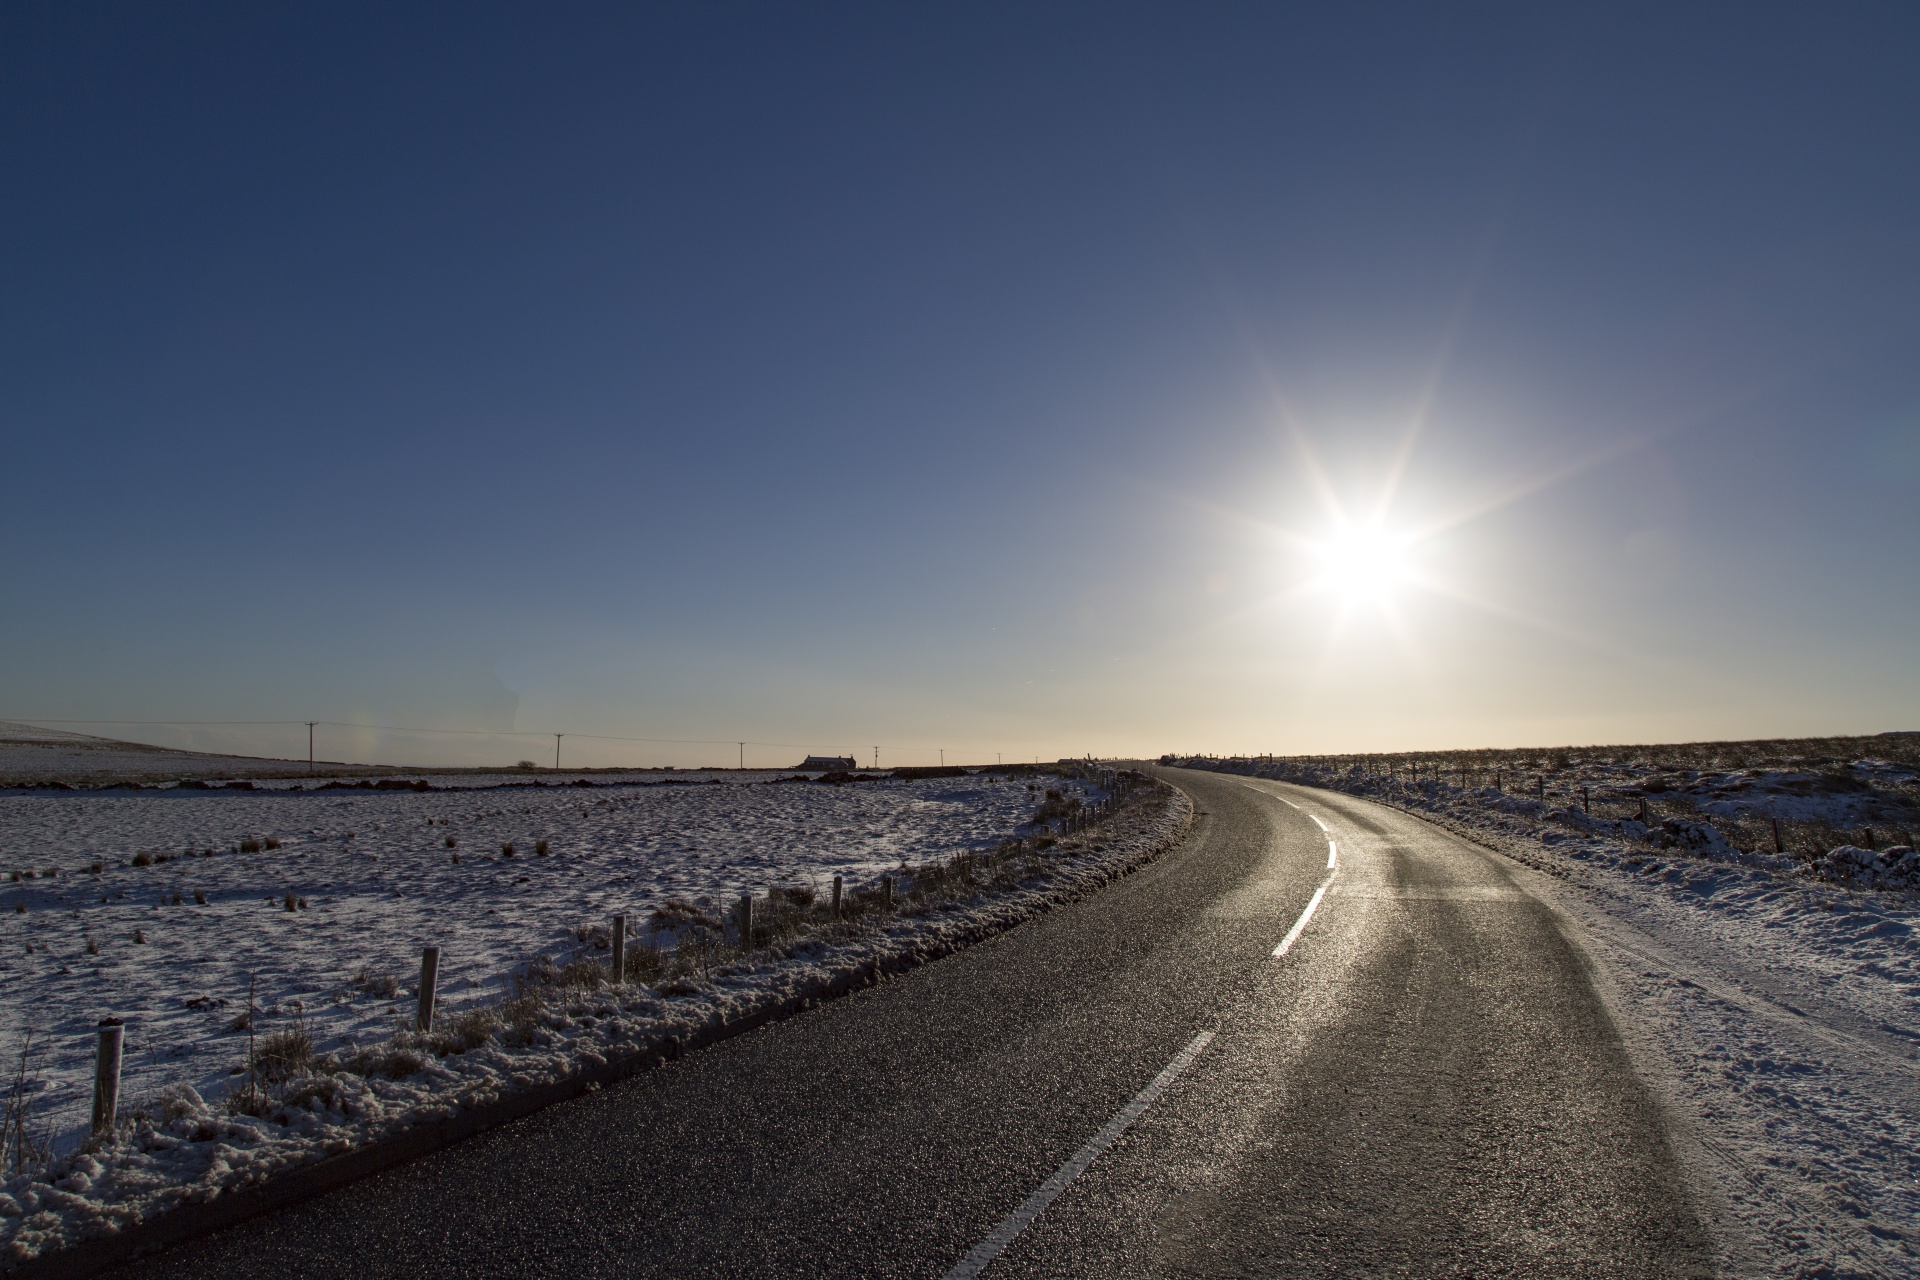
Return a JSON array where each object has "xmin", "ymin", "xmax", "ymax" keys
[
  {"xmin": 738, "ymin": 742, "xmax": 744, "ymax": 770},
  {"xmin": 872, "ymin": 746, "xmax": 879, "ymax": 769},
  {"xmin": 306, "ymin": 722, "xmax": 315, "ymax": 773},
  {"xmin": 554, "ymin": 734, "xmax": 562, "ymax": 770}
]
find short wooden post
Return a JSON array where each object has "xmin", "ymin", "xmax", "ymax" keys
[
  {"xmin": 91, "ymin": 1019, "xmax": 124, "ymax": 1136},
  {"xmin": 831, "ymin": 875, "xmax": 843, "ymax": 918},
  {"xmin": 1772, "ymin": 817, "xmax": 1784, "ymax": 853},
  {"xmin": 1580, "ymin": 786, "xmax": 1590, "ymax": 815},
  {"xmin": 1638, "ymin": 797, "xmax": 1649, "ymax": 824},
  {"xmin": 882, "ymin": 875, "xmax": 894, "ymax": 908},
  {"xmin": 737, "ymin": 893, "xmax": 754, "ymax": 947},
  {"xmin": 1865, "ymin": 828, "xmax": 1876, "ymax": 851},
  {"xmin": 611, "ymin": 914, "xmax": 626, "ymax": 983},
  {"xmin": 416, "ymin": 946, "xmax": 440, "ymax": 1033}
]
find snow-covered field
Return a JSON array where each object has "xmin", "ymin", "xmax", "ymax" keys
[
  {"xmin": 1176, "ymin": 753, "xmax": 1920, "ymax": 1280},
  {"xmin": 0, "ymin": 763, "xmax": 1186, "ymax": 1266},
  {"xmin": 0, "ymin": 722, "xmax": 392, "ymax": 788},
  {"xmin": 0, "ymin": 770, "xmax": 1044, "ymax": 1143}
]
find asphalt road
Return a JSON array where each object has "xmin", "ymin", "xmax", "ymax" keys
[{"xmin": 116, "ymin": 768, "xmax": 1713, "ymax": 1279}]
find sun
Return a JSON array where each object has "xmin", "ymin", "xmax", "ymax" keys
[{"xmin": 1310, "ymin": 523, "xmax": 1410, "ymax": 604}]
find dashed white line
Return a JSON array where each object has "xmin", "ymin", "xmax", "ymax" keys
[
  {"xmin": 1272, "ymin": 879, "xmax": 1332, "ymax": 957},
  {"xmin": 943, "ymin": 1030, "xmax": 1216, "ymax": 1280},
  {"xmin": 1235, "ymin": 783, "xmax": 1338, "ymax": 954}
]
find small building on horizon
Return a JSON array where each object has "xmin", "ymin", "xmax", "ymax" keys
[{"xmin": 794, "ymin": 755, "xmax": 858, "ymax": 772}]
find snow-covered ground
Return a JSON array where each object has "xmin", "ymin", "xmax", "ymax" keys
[
  {"xmin": 1176, "ymin": 755, "xmax": 1920, "ymax": 1280},
  {"xmin": 0, "ymin": 766, "xmax": 1187, "ymax": 1266},
  {"xmin": 0, "ymin": 722, "xmax": 391, "ymax": 787},
  {"xmin": 0, "ymin": 770, "xmax": 1044, "ymax": 1145}
]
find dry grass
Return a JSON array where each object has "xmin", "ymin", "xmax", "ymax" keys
[
  {"xmin": 253, "ymin": 1026, "xmax": 315, "ymax": 1081},
  {"xmin": 352, "ymin": 966, "xmax": 401, "ymax": 998}
]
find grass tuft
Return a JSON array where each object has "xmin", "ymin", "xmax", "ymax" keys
[
  {"xmin": 353, "ymin": 967, "xmax": 400, "ymax": 998},
  {"xmin": 254, "ymin": 1025, "xmax": 315, "ymax": 1081}
]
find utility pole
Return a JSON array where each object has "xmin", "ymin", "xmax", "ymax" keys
[
  {"xmin": 872, "ymin": 746, "xmax": 879, "ymax": 769},
  {"xmin": 738, "ymin": 742, "xmax": 744, "ymax": 770},
  {"xmin": 554, "ymin": 734, "xmax": 563, "ymax": 770},
  {"xmin": 306, "ymin": 722, "xmax": 316, "ymax": 773},
  {"xmin": 939, "ymin": 748, "xmax": 944, "ymax": 767}
]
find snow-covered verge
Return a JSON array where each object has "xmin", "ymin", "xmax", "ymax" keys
[
  {"xmin": 0, "ymin": 771, "xmax": 1189, "ymax": 1269},
  {"xmin": 1175, "ymin": 756, "xmax": 1920, "ymax": 1279}
]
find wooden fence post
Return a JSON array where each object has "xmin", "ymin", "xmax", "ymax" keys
[
  {"xmin": 417, "ymin": 946, "xmax": 440, "ymax": 1033},
  {"xmin": 1580, "ymin": 786, "xmax": 1590, "ymax": 815},
  {"xmin": 611, "ymin": 914, "xmax": 626, "ymax": 984},
  {"xmin": 831, "ymin": 874, "xmax": 843, "ymax": 918},
  {"xmin": 737, "ymin": 894, "xmax": 754, "ymax": 948},
  {"xmin": 1772, "ymin": 817, "xmax": 1784, "ymax": 854},
  {"xmin": 91, "ymin": 1019, "xmax": 124, "ymax": 1136}
]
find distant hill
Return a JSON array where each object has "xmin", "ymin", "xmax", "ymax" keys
[{"xmin": 0, "ymin": 721, "xmax": 395, "ymax": 787}]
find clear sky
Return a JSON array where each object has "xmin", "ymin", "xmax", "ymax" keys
[{"xmin": 3, "ymin": 3, "xmax": 1916, "ymax": 768}]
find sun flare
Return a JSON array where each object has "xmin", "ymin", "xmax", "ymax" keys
[{"xmin": 1311, "ymin": 524, "xmax": 1410, "ymax": 603}]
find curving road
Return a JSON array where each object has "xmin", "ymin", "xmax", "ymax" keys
[{"xmin": 114, "ymin": 767, "xmax": 1713, "ymax": 1279}]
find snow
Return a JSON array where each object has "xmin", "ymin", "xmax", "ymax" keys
[
  {"xmin": 1177, "ymin": 756, "xmax": 1920, "ymax": 1279},
  {"xmin": 0, "ymin": 766, "xmax": 1189, "ymax": 1265},
  {"xmin": 0, "ymin": 722, "xmax": 353, "ymax": 788}
]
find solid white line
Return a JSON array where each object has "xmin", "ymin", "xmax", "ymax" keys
[
  {"xmin": 1272, "ymin": 879, "xmax": 1332, "ymax": 957},
  {"xmin": 1309, "ymin": 814, "xmax": 1328, "ymax": 832},
  {"xmin": 1326, "ymin": 840, "xmax": 1338, "ymax": 870},
  {"xmin": 943, "ymin": 1031, "xmax": 1216, "ymax": 1280}
]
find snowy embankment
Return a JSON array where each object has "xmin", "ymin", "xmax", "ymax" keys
[
  {"xmin": 1176, "ymin": 756, "xmax": 1920, "ymax": 1280},
  {"xmin": 0, "ymin": 769, "xmax": 1190, "ymax": 1268}
]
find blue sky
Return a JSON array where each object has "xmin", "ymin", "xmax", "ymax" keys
[{"xmin": 3, "ymin": 3, "xmax": 1916, "ymax": 767}]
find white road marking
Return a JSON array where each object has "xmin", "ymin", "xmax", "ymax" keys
[
  {"xmin": 943, "ymin": 1031, "xmax": 1216, "ymax": 1280},
  {"xmin": 1243, "ymin": 781, "xmax": 1300, "ymax": 809},
  {"xmin": 1234, "ymin": 783, "xmax": 1339, "ymax": 952},
  {"xmin": 1272, "ymin": 879, "xmax": 1332, "ymax": 957}
]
